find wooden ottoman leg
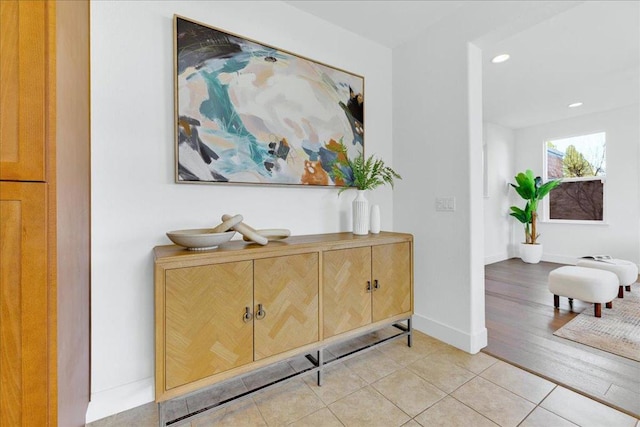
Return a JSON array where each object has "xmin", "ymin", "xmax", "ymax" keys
[
  {"xmin": 626, "ymin": 285, "xmax": 631, "ymax": 292},
  {"xmin": 594, "ymin": 303, "xmax": 602, "ymax": 318},
  {"xmin": 606, "ymin": 301, "xmax": 612, "ymax": 309},
  {"xmin": 618, "ymin": 286, "xmax": 624, "ymax": 298},
  {"xmin": 554, "ymin": 295, "xmax": 559, "ymax": 308}
]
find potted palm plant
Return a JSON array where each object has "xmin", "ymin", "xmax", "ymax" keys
[
  {"xmin": 509, "ymin": 170, "xmax": 560, "ymax": 263},
  {"xmin": 333, "ymin": 147, "xmax": 401, "ymax": 235}
]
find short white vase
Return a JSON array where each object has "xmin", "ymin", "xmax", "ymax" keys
[
  {"xmin": 370, "ymin": 204, "xmax": 381, "ymax": 234},
  {"xmin": 352, "ymin": 190, "xmax": 369, "ymax": 235},
  {"xmin": 520, "ymin": 243, "xmax": 543, "ymax": 264}
]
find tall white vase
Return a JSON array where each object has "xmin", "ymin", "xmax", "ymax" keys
[
  {"xmin": 370, "ymin": 204, "xmax": 381, "ymax": 234},
  {"xmin": 352, "ymin": 190, "xmax": 369, "ymax": 235}
]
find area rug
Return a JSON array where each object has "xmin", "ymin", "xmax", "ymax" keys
[{"xmin": 553, "ymin": 286, "xmax": 640, "ymax": 362}]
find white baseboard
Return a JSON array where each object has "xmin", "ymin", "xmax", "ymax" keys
[
  {"xmin": 541, "ymin": 253, "xmax": 579, "ymax": 265},
  {"xmin": 412, "ymin": 313, "xmax": 487, "ymax": 354},
  {"xmin": 85, "ymin": 377, "xmax": 154, "ymax": 423},
  {"xmin": 484, "ymin": 252, "xmax": 510, "ymax": 265}
]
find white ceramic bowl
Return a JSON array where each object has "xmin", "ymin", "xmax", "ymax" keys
[{"xmin": 166, "ymin": 229, "xmax": 235, "ymax": 251}]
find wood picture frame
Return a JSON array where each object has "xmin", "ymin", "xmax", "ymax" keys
[{"xmin": 174, "ymin": 15, "xmax": 364, "ymax": 187}]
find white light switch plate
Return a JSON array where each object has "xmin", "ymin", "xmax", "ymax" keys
[{"xmin": 436, "ymin": 196, "xmax": 456, "ymax": 212}]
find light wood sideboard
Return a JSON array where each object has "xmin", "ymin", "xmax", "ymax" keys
[{"xmin": 154, "ymin": 231, "xmax": 413, "ymax": 422}]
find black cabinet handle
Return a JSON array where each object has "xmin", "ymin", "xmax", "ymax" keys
[
  {"xmin": 374, "ymin": 279, "xmax": 380, "ymax": 290},
  {"xmin": 366, "ymin": 281, "xmax": 372, "ymax": 293},
  {"xmin": 243, "ymin": 307, "xmax": 253, "ymax": 323},
  {"xmin": 256, "ymin": 303, "xmax": 266, "ymax": 320}
]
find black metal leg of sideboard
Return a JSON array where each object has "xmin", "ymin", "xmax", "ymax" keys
[
  {"xmin": 408, "ymin": 317, "xmax": 413, "ymax": 348},
  {"xmin": 317, "ymin": 349, "xmax": 324, "ymax": 386},
  {"xmin": 158, "ymin": 401, "xmax": 165, "ymax": 427}
]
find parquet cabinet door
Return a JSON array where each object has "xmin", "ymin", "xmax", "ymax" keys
[
  {"xmin": 323, "ymin": 247, "xmax": 372, "ymax": 338},
  {"xmin": 0, "ymin": 0, "xmax": 47, "ymax": 181},
  {"xmin": 254, "ymin": 253, "xmax": 319, "ymax": 360},
  {"xmin": 0, "ymin": 182, "xmax": 48, "ymax": 426},
  {"xmin": 372, "ymin": 242, "xmax": 411, "ymax": 322},
  {"xmin": 165, "ymin": 261, "xmax": 253, "ymax": 389}
]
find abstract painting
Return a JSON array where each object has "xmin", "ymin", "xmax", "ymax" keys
[{"xmin": 174, "ymin": 16, "xmax": 365, "ymax": 187}]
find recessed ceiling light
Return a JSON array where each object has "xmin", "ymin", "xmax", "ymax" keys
[
  {"xmin": 491, "ymin": 54, "xmax": 510, "ymax": 64},
  {"xmin": 568, "ymin": 102, "xmax": 583, "ymax": 108}
]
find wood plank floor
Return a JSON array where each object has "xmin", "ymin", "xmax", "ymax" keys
[{"xmin": 483, "ymin": 259, "xmax": 640, "ymax": 418}]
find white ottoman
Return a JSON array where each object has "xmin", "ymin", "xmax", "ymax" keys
[
  {"xmin": 548, "ymin": 266, "xmax": 619, "ymax": 317},
  {"xmin": 576, "ymin": 259, "xmax": 638, "ymax": 298}
]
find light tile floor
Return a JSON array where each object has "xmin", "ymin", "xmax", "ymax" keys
[{"xmin": 87, "ymin": 330, "xmax": 640, "ymax": 427}]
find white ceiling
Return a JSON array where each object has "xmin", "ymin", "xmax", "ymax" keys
[
  {"xmin": 283, "ymin": 1, "xmax": 467, "ymax": 48},
  {"xmin": 286, "ymin": 1, "xmax": 640, "ymax": 129}
]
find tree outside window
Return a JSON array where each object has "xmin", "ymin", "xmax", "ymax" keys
[{"xmin": 545, "ymin": 133, "xmax": 606, "ymax": 221}]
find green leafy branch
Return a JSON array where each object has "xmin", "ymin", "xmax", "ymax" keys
[{"xmin": 332, "ymin": 142, "xmax": 401, "ymax": 194}]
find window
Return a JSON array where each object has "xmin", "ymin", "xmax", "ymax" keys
[{"xmin": 544, "ymin": 132, "xmax": 606, "ymax": 222}]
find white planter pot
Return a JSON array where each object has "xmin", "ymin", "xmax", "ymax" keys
[
  {"xmin": 352, "ymin": 190, "xmax": 369, "ymax": 235},
  {"xmin": 520, "ymin": 243, "xmax": 543, "ymax": 264}
]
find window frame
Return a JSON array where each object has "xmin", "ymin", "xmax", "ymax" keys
[{"xmin": 541, "ymin": 132, "xmax": 607, "ymax": 224}]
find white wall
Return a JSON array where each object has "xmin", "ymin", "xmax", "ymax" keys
[
  {"xmin": 393, "ymin": 15, "xmax": 487, "ymax": 355},
  {"xmin": 89, "ymin": 1, "xmax": 392, "ymax": 420},
  {"xmin": 513, "ymin": 104, "xmax": 640, "ymax": 266},
  {"xmin": 483, "ymin": 122, "xmax": 516, "ymax": 263},
  {"xmin": 392, "ymin": 1, "xmax": 559, "ymax": 354}
]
